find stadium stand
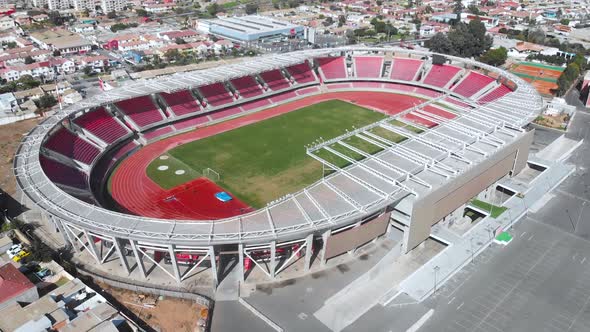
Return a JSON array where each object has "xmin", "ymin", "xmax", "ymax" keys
[
  {"xmin": 241, "ymin": 98, "xmax": 271, "ymax": 112},
  {"xmin": 44, "ymin": 127, "xmax": 101, "ymax": 165},
  {"xmin": 478, "ymin": 84, "xmax": 511, "ymax": 104},
  {"xmin": 286, "ymin": 62, "xmax": 317, "ymax": 84},
  {"xmin": 452, "ymin": 71, "xmax": 496, "ymax": 98},
  {"xmin": 115, "ymin": 96, "xmax": 165, "ymax": 128},
  {"xmin": 354, "ymin": 56, "xmax": 383, "ymax": 78},
  {"xmin": 403, "ymin": 112, "xmax": 437, "ymax": 128},
  {"xmin": 382, "ymin": 82, "xmax": 416, "ymax": 93},
  {"xmin": 351, "ymin": 82, "xmax": 383, "ymax": 89},
  {"xmin": 260, "ymin": 70, "xmax": 291, "ymax": 91},
  {"xmin": 112, "ymin": 141, "xmax": 140, "ymax": 160},
  {"xmin": 296, "ymin": 86, "xmax": 320, "ymax": 96},
  {"xmin": 143, "ymin": 126, "xmax": 174, "ymax": 140},
  {"xmin": 414, "ymin": 87, "xmax": 443, "ymax": 98},
  {"xmin": 160, "ymin": 90, "xmax": 201, "ymax": 117},
  {"xmin": 209, "ymin": 106, "xmax": 242, "ymax": 120},
  {"xmin": 173, "ymin": 115, "xmax": 210, "ymax": 130},
  {"xmin": 270, "ymin": 90, "xmax": 298, "ymax": 103},
  {"xmin": 73, "ymin": 108, "xmax": 129, "ymax": 144},
  {"xmin": 390, "ymin": 58, "xmax": 423, "ymax": 81},
  {"xmin": 198, "ymin": 82, "xmax": 234, "ymax": 107},
  {"xmin": 422, "ymin": 65, "xmax": 462, "ymax": 88},
  {"xmin": 317, "ymin": 57, "xmax": 347, "ymax": 80},
  {"xmin": 326, "ymin": 83, "xmax": 352, "ymax": 90},
  {"xmin": 40, "ymin": 155, "xmax": 88, "ymax": 190},
  {"xmin": 230, "ymin": 76, "xmax": 264, "ymax": 99},
  {"xmin": 444, "ymin": 97, "xmax": 472, "ymax": 109}
]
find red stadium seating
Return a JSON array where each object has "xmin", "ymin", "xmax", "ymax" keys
[
  {"xmin": 326, "ymin": 83, "xmax": 352, "ymax": 90},
  {"xmin": 317, "ymin": 57, "xmax": 347, "ymax": 80},
  {"xmin": 269, "ymin": 91, "xmax": 298, "ymax": 103},
  {"xmin": 390, "ymin": 58, "xmax": 423, "ymax": 81},
  {"xmin": 115, "ymin": 96, "xmax": 165, "ymax": 128},
  {"xmin": 241, "ymin": 98, "xmax": 271, "ymax": 112},
  {"xmin": 259, "ymin": 70, "xmax": 290, "ymax": 91},
  {"xmin": 160, "ymin": 90, "xmax": 201, "ymax": 117},
  {"xmin": 477, "ymin": 84, "xmax": 511, "ymax": 104},
  {"xmin": 382, "ymin": 82, "xmax": 415, "ymax": 92},
  {"xmin": 422, "ymin": 105, "xmax": 456, "ymax": 119},
  {"xmin": 230, "ymin": 76, "xmax": 264, "ymax": 99},
  {"xmin": 286, "ymin": 62, "xmax": 317, "ymax": 84},
  {"xmin": 44, "ymin": 128, "xmax": 101, "ymax": 165},
  {"xmin": 198, "ymin": 83, "xmax": 234, "ymax": 107},
  {"xmin": 452, "ymin": 71, "xmax": 496, "ymax": 98},
  {"xmin": 209, "ymin": 106, "xmax": 242, "ymax": 120},
  {"xmin": 422, "ymin": 65, "xmax": 462, "ymax": 88},
  {"xmin": 74, "ymin": 108, "xmax": 129, "ymax": 144},
  {"xmin": 414, "ymin": 87, "xmax": 443, "ymax": 98},
  {"xmin": 143, "ymin": 126, "xmax": 174, "ymax": 140},
  {"xmin": 351, "ymin": 82, "xmax": 383, "ymax": 89},
  {"xmin": 112, "ymin": 141, "xmax": 139, "ymax": 160},
  {"xmin": 173, "ymin": 115, "xmax": 210, "ymax": 130},
  {"xmin": 296, "ymin": 86, "xmax": 320, "ymax": 96},
  {"xmin": 403, "ymin": 113, "xmax": 437, "ymax": 128},
  {"xmin": 354, "ymin": 56, "xmax": 383, "ymax": 78},
  {"xmin": 444, "ymin": 97, "xmax": 472, "ymax": 109},
  {"xmin": 40, "ymin": 155, "xmax": 88, "ymax": 190}
]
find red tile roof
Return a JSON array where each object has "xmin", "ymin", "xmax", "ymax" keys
[{"xmin": 0, "ymin": 263, "xmax": 35, "ymax": 304}]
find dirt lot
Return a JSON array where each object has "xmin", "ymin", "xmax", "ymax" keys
[
  {"xmin": 96, "ymin": 282, "xmax": 208, "ymax": 332},
  {"xmin": 0, "ymin": 118, "xmax": 42, "ymax": 195},
  {"xmin": 534, "ymin": 113, "xmax": 570, "ymax": 130}
]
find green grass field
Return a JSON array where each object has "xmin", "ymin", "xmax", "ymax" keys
[{"xmin": 146, "ymin": 100, "xmax": 387, "ymax": 208}]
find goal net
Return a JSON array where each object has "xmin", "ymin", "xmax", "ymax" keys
[{"xmin": 203, "ymin": 168, "xmax": 220, "ymax": 181}]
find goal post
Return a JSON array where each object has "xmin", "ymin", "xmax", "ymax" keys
[{"xmin": 203, "ymin": 168, "xmax": 220, "ymax": 181}]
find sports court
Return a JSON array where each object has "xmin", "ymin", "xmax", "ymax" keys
[{"xmin": 510, "ymin": 62, "xmax": 564, "ymax": 96}]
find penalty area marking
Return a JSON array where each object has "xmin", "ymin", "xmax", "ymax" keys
[
  {"xmin": 157, "ymin": 165, "xmax": 169, "ymax": 171},
  {"xmin": 175, "ymin": 170, "xmax": 185, "ymax": 175}
]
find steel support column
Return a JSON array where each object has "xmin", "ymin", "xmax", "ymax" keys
[
  {"xmin": 113, "ymin": 238, "xmax": 130, "ymax": 274},
  {"xmin": 168, "ymin": 244, "xmax": 182, "ymax": 283},
  {"xmin": 320, "ymin": 230, "xmax": 331, "ymax": 266},
  {"xmin": 304, "ymin": 234, "xmax": 314, "ymax": 272},
  {"xmin": 83, "ymin": 230, "xmax": 100, "ymax": 264},
  {"xmin": 130, "ymin": 240, "xmax": 147, "ymax": 278},
  {"xmin": 269, "ymin": 241, "xmax": 277, "ymax": 279},
  {"xmin": 238, "ymin": 243, "xmax": 245, "ymax": 283},
  {"xmin": 209, "ymin": 246, "xmax": 218, "ymax": 287}
]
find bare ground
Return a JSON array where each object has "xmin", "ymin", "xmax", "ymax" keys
[
  {"xmin": 0, "ymin": 117, "xmax": 42, "ymax": 195},
  {"xmin": 97, "ymin": 281, "xmax": 209, "ymax": 332}
]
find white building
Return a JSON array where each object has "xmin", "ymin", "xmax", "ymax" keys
[
  {"xmin": 32, "ymin": 0, "xmax": 48, "ymax": 8},
  {"xmin": 0, "ymin": 62, "xmax": 55, "ymax": 81},
  {"xmin": 101, "ymin": 0, "xmax": 126, "ymax": 13},
  {"xmin": 48, "ymin": 0, "xmax": 73, "ymax": 10},
  {"xmin": 0, "ymin": 17, "xmax": 15, "ymax": 31},
  {"xmin": 73, "ymin": 0, "xmax": 96, "ymax": 10}
]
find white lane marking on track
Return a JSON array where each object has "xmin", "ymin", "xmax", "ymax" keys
[
  {"xmin": 457, "ymin": 302, "xmax": 464, "ymax": 310},
  {"xmin": 448, "ymin": 297, "xmax": 456, "ymax": 305}
]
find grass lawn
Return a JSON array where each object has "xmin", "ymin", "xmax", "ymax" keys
[
  {"xmin": 389, "ymin": 119, "xmax": 424, "ymax": 134},
  {"xmin": 146, "ymin": 100, "xmax": 386, "ymax": 208},
  {"xmin": 470, "ymin": 199, "xmax": 508, "ymax": 218}
]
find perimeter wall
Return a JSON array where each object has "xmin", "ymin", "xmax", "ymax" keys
[{"xmin": 406, "ymin": 129, "xmax": 535, "ymax": 251}]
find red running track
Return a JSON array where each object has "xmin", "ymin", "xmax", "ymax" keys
[{"xmin": 110, "ymin": 91, "xmax": 422, "ymax": 220}]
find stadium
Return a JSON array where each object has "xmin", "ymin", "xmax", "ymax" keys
[{"xmin": 14, "ymin": 47, "xmax": 544, "ymax": 287}]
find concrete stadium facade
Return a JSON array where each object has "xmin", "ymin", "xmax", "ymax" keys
[{"xmin": 13, "ymin": 47, "xmax": 544, "ymax": 287}]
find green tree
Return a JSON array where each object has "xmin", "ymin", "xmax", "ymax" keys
[
  {"xmin": 136, "ymin": 8, "xmax": 148, "ymax": 17},
  {"xmin": 453, "ymin": 0, "xmax": 463, "ymax": 21},
  {"xmin": 107, "ymin": 11, "xmax": 117, "ymax": 19},
  {"xmin": 479, "ymin": 47, "xmax": 508, "ymax": 66},
  {"xmin": 83, "ymin": 66, "xmax": 93, "ymax": 75},
  {"xmin": 428, "ymin": 32, "xmax": 454, "ymax": 55},
  {"xmin": 175, "ymin": 37, "xmax": 186, "ymax": 44},
  {"xmin": 24, "ymin": 56, "xmax": 35, "ymax": 64},
  {"xmin": 207, "ymin": 3, "xmax": 220, "ymax": 16},
  {"xmin": 245, "ymin": 3, "xmax": 258, "ymax": 14},
  {"xmin": 36, "ymin": 94, "xmax": 57, "ymax": 109}
]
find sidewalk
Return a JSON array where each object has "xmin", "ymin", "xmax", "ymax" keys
[{"xmin": 397, "ymin": 156, "xmax": 575, "ymax": 301}]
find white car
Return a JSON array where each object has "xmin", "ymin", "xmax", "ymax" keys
[{"xmin": 6, "ymin": 244, "xmax": 23, "ymax": 259}]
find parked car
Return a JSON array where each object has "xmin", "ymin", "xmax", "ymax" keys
[
  {"xmin": 35, "ymin": 268, "xmax": 52, "ymax": 279},
  {"xmin": 6, "ymin": 244, "xmax": 23, "ymax": 259},
  {"xmin": 12, "ymin": 250, "xmax": 30, "ymax": 262}
]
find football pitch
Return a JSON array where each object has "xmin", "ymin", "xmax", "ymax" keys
[{"xmin": 146, "ymin": 100, "xmax": 387, "ymax": 208}]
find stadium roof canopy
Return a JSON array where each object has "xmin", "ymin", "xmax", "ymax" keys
[{"xmin": 14, "ymin": 47, "xmax": 544, "ymax": 246}]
